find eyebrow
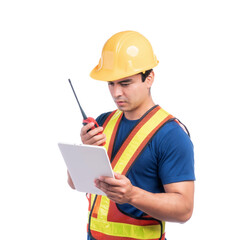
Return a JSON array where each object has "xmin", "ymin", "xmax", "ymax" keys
[
  {"xmin": 120, "ymin": 79, "xmax": 132, "ymax": 83},
  {"xmin": 108, "ymin": 79, "xmax": 133, "ymax": 84}
]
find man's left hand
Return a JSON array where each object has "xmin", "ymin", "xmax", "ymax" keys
[{"xmin": 95, "ymin": 172, "xmax": 134, "ymax": 204}]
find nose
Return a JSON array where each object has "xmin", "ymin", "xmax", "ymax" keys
[{"xmin": 110, "ymin": 84, "xmax": 123, "ymax": 99}]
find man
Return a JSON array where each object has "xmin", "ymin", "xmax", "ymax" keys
[{"xmin": 68, "ymin": 31, "xmax": 195, "ymax": 240}]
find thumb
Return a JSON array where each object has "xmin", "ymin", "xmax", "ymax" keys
[{"xmin": 114, "ymin": 172, "xmax": 123, "ymax": 179}]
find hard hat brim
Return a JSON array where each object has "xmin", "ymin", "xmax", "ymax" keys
[{"xmin": 90, "ymin": 61, "xmax": 159, "ymax": 82}]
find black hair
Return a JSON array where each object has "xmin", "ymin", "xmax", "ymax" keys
[{"xmin": 141, "ymin": 69, "xmax": 153, "ymax": 82}]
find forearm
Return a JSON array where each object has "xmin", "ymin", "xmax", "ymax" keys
[
  {"xmin": 95, "ymin": 174, "xmax": 194, "ymax": 223},
  {"xmin": 129, "ymin": 186, "xmax": 193, "ymax": 223}
]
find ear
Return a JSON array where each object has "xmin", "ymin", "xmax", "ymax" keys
[{"xmin": 145, "ymin": 70, "xmax": 154, "ymax": 89}]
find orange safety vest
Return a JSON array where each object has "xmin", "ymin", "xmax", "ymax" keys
[{"xmin": 87, "ymin": 105, "xmax": 176, "ymax": 240}]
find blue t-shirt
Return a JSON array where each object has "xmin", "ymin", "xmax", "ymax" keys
[{"xmin": 87, "ymin": 110, "xmax": 195, "ymax": 239}]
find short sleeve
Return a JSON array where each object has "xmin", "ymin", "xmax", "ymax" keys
[
  {"xmin": 96, "ymin": 112, "xmax": 112, "ymax": 126},
  {"xmin": 158, "ymin": 122, "xmax": 195, "ymax": 185}
]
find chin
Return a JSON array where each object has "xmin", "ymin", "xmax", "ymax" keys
[
  {"xmin": 116, "ymin": 104, "xmax": 128, "ymax": 111},
  {"xmin": 117, "ymin": 106, "xmax": 126, "ymax": 111}
]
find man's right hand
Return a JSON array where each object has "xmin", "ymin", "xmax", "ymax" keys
[{"xmin": 80, "ymin": 122, "xmax": 106, "ymax": 146}]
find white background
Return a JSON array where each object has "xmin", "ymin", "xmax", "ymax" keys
[{"xmin": 0, "ymin": 0, "xmax": 239, "ymax": 239}]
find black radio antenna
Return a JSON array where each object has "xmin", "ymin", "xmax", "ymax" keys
[{"xmin": 68, "ymin": 79, "xmax": 87, "ymax": 120}]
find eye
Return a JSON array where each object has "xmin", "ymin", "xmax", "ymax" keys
[
  {"xmin": 108, "ymin": 82, "xmax": 114, "ymax": 86},
  {"xmin": 120, "ymin": 83, "xmax": 130, "ymax": 87}
]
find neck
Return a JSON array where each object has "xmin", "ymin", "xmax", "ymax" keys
[{"xmin": 124, "ymin": 98, "xmax": 155, "ymax": 120}]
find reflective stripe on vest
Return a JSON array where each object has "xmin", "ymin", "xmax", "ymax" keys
[{"xmin": 88, "ymin": 105, "xmax": 174, "ymax": 240}]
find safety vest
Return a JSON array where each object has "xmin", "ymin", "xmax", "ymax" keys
[{"xmin": 87, "ymin": 105, "xmax": 176, "ymax": 240}]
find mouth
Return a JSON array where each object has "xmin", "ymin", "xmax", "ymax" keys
[{"xmin": 115, "ymin": 100, "xmax": 127, "ymax": 106}]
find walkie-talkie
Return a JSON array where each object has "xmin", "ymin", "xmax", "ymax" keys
[{"xmin": 68, "ymin": 79, "xmax": 104, "ymax": 136}]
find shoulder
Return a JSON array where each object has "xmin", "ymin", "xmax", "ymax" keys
[
  {"xmin": 151, "ymin": 120, "xmax": 195, "ymax": 184},
  {"xmin": 152, "ymin": 120, "xmax": 193, "ymax": 152},
  {"xmin": 163, "ymin": 120, "xmax": 192, "ymax": 147}
]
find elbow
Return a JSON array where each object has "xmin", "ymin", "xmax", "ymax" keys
[
  {"xmin": 178, "ymin": 212, "xmax": 192, "ymax": 224},
  {"xmin": 67, "ymin": 171, "xmax": 76, "ymax": 189},
  {"xmin": 68, "ymin": 180, "xmax": 76, "ymax": 189},
  {"xmin": 178, "ymin": 208, "xmax": 193, "ymax": 224},
  {"xmin": 178, "ymin": 196, "xmax": 194, "ymax": 223},
  {"xmin": 67, "ymin": 178, "xmax": 76, "ymax": 189}
]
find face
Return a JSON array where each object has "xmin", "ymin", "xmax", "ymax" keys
[{"xmin": 108, "ymin": 73, "xmax": 154, "ymax": 119}]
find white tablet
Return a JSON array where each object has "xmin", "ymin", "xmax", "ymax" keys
[{"xmin": 58, "ymin": 143, "xmax": 114, "ymax": 195}]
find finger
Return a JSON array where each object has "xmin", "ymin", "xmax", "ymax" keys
[
  {"xmin": 81, "ymin": 125, "xmax": 104, "ymax": 144},
  {"xmin": 101, "ymin": 186, "xmax": 127, "ymax": 204},
  {"xmin": 114, "ymin": 172, "xmax": 124, "ymax": 179},
  {"xmin": 85, "ymin": 133, "xmax": 106, "ymax": 146},
  {"xmin": 92, "ymin": 135, "xmax": 106, "ymax": 146},
  {"xmin": 81, "ymin": 125, "xmax": 103, "ymax": 138},
  {"xmin": 99, "ymin": 174, "xmax": 124, "ymax": 185},
  {"xmin": 81, "ymin": 122, "xmax": 95, "ymax": 135},
  {"xmin": 96, "ymin": 180, "xmax": 122, "ymax": 194},
  {"xmin": 105, "ymin": 191, "xmax": 121, "ymax": 201},
  {"xmin": 87, "ymin": 126, "xmax": 104, "ymax": 137},
  {"xmin": 98, "ymin": 177, "xmax": 119, "ymax": 187}
]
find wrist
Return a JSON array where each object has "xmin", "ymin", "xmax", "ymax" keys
[{"xmin": 128, "ymin": 186, "xmax": 141, "ymax": 205}]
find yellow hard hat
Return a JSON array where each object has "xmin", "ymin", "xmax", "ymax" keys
[{"xmin": 90, "ymin": 31, "xmax": 159, "ymax": 82}]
